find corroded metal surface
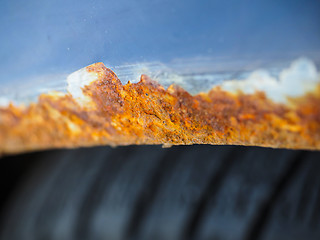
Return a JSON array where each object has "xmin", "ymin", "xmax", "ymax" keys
[{"xmin": 0, "ymin": 62, "xmax": 320, "ymax": 155}]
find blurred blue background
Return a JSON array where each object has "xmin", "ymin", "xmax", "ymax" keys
[{"xmin": 0, "ymin": 0, "xmax": 320, "ymax": 83}]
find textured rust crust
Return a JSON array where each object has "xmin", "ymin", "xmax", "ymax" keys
[{"xmin": 1, "ymin": 62, "xmax": 320, "ymax": 154}]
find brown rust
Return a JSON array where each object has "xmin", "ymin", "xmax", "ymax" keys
[{"xmin": 0, "ymin": 62, "xmax": 320, "ymax": 154}]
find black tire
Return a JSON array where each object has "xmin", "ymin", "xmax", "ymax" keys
[{"xmin": 0, "ymin": 145, "xmax": 320, "ymax": 240}]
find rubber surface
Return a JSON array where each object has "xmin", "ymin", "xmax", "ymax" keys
[{"xmin": 0, "ymin": 145, "xmax": 320, "ymax": 240}]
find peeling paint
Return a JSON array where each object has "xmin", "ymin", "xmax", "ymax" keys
[{"xmin": 0, "ymin": 60, "xmax": 320, "ymax": 155}]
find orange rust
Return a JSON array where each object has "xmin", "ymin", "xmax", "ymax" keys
[{"xmin": 0, "ymin": 63, "xmax": 320, "ymax": 155}]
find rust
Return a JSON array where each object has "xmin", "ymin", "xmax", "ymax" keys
[{"xmin": 0, "ymin": 63, "xmax": 320, "ymax": 155}]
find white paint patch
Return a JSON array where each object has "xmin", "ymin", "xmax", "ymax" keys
[
  {"xmin": 67, "ymin": 67, "xmax": 99, "ymax": 105},
  {"xmin": 0, "ymin": 97, "xmax": 11, "ymax": 107},
  {"xmin": 221, "ymin": 58, "xmax": 320, "ymax": 102}
]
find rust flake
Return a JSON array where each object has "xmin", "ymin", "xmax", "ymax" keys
[{"xmin": 0, "ymin": 63, "xmax": 320, "ymax": 154}]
